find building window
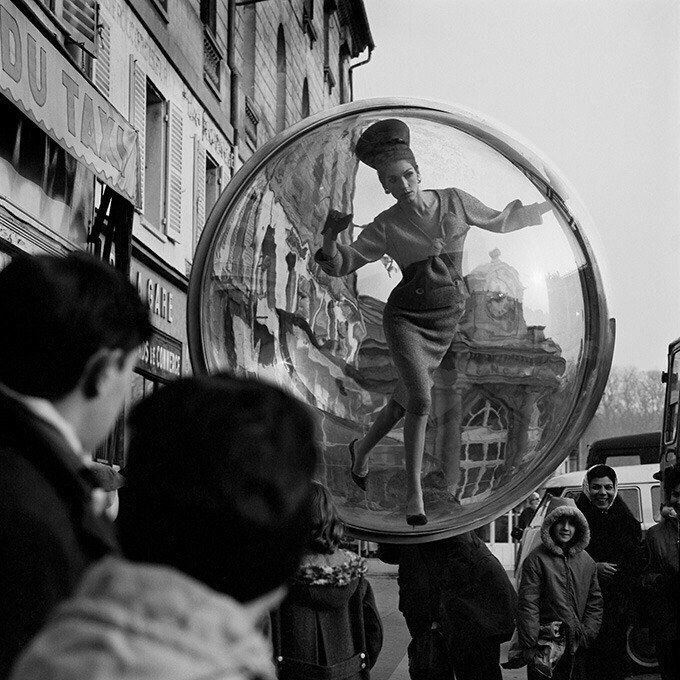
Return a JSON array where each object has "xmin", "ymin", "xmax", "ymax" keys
[
  {"xmin": 200, "ymin": 0, "xmax": 217, "ymax": 34},
  {"xmin": 301, "ymin": 78, "xmax": 310, "ymax": 118},
  {"xmin": 276, "ymin": 26, "xmax": 287, "ymax": 133},
  {"xmin": 144, "ymin": 81, "xmax": 168, "ymax": 232},
  {"xmin": 241, "ymin": 3, "xmax": 257, "ymax": 148},
  {"xmin": 192, "ymin": 141, "xmax": 222, "ymax": 254},
  {"xmin": 338, "ymin": 43, "xmax": 350, "ymax": 103},
  {"xmin": 302, "ymin": 0, "xmax": 317, "ymax": 46},
  {"xmin": 323, "ymin": 3, "xmax": 335, "ymax": 93},
  {"xmin": 201, "ymin": 0, "xmax": 222, "ymax": 93},
  {"xmin": 205, "ymin": 153, "xmax": 221, "ymax": 214}
]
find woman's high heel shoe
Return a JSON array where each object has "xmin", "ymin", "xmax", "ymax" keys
[
  {"xmin": 406, "ymin": 513, "xmax": 428, "ymax": 527},
  {"xmin": 349, "ymin": 439, "xmax": 368, "ymax": 491}
]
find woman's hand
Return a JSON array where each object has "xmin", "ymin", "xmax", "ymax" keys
[{"xmin": 322, "ymin": 210, "xmax": 353, "ymax": 238}]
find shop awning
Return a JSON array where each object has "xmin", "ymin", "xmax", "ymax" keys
[{"xmin": 0, "ymin": 0, "xmax": 138, "ymax": 204}]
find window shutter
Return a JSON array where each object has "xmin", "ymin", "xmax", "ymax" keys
[
  {"xmin": 59, "ymin": 0, "xmax": 99, "ymax": 56},
  {"xmin": 165, "ymin": 102, "xmax": 183, "ymax": 241},
  {"xmin": 193, "ymin": 138, "xmax": 206, "ymax": 254},
  {"xmin": 93, "ymin": 19, "xmax": 111, "ymax": 97},
  {"xmin": 128, "ymin": 57, "xmax": 146, "ymax": 210}
]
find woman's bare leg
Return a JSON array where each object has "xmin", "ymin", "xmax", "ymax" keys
[
  {"xmin": 352, "ymin": 398, "xmax": 405, "ymax": 476},
  {"xmin": 404, "ymin": 412, "xmax": 428, "ymax": 517}
]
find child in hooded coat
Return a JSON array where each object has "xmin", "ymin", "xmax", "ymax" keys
[{"xmin": 516, "ymin": 502, "xmax": 603, "ymax": 680}]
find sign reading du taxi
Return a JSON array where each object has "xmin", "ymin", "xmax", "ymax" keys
[{"xmin": 0, "ymin": 0, "xmax": 138, "ymax": 203}]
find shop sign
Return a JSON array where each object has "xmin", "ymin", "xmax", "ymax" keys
[
  {"xmin": 134, "ymin": 270, "xmax": 176, "ymax": 326},
  {"xmin": 138, "ymin": 328, "xmax": 182, "ymax": 381},
  {"xmin": 0, "ymin": 0, "xmax": 138, "ymax": 204}
]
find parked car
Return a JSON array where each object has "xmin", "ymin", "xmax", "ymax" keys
[
  {"xmin": 516, "ymin": 463, "xmax": 661, "ymax": 673},
  {"xmin": 587, "ymin": 432, "xmax": 661, "ymax": 468}
]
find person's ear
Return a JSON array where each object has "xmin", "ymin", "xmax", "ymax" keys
[{"xmin": 81, "ymin": 348, "xmax": 125, "ymax": 399}]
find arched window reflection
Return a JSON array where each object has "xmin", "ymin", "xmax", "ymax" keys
[{"xmin": 459, "ymin": 397, "xmax": 509, "ymax": 501}]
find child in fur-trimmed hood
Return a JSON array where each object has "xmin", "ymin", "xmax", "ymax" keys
[{"xmin": 515, "ymin": 501, "xmax": 603, "ymax": 680}]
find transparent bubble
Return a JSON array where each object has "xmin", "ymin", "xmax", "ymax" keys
[{"xmin": 188, "ymin": 99, "xmax": 613, "ymax": 543}]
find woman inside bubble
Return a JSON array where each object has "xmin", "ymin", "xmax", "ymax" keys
[{"xmin": 315, "ymin": 119, "xmax": 552, "ymax": 526}]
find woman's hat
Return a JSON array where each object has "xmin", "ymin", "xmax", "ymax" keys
[{"xmin": 355, "ymin": 119, "xmax": 416, "ymax": 170}]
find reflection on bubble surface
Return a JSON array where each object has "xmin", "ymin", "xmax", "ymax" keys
[{"xmin": 188, "ymin": 99, "xmax": 613, "ymax": 543}]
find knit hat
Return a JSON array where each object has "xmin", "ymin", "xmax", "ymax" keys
[{"xmin": 355, "ymin": 119, "xmax": 417, "ymax": 171}]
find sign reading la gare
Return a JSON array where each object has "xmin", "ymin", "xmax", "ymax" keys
[{"xmin": 0, "ymin": 1, "xmax": 138, "ymax": 204}]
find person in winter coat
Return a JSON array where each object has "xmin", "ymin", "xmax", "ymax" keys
[
  {"xmin": 316, "ymin": 118, "xmax": 552, "ymax": 525},
  {"xmin": 10, "ymin": 374, "xmax": 319, "ymax": 680},
  {"xmin": 575, "ymin": 464, "xmax": 645, "ymax": 680},
  {"xmin": 516, "ymin": 503, "xmax": 603, "ymax": 680},
  {"xmin": 641, "ymin": 467, "xmax": 680, "ymax": 680},
  {"xmin": 379, "ymin": 530, "xmax": 517, "ymax": 680},
  {"xmin": 273, "ymin": 481, "xmax": 383, "ymax": 679},
  {"xmin": 0, "ymin": 253, "xmax": 151, "ymax": 678}
]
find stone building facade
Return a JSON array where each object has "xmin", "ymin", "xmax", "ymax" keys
[{"xmin": 0, "ymin": 0, "xmax": 373, "ymax": 464}]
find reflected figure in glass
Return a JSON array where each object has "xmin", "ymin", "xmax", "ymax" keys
[{"xmin": 315, "ymin": 119, "xmax": 552, "ymax": 525}]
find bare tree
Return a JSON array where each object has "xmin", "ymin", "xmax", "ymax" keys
[{"xmin": 588, "ymin": 366, "xmax": 664, "ymax": 440}]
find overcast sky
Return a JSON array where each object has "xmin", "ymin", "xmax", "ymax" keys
[{"xmin": 353, "ymin": 0, "xmax": 680, "ymax": 371}]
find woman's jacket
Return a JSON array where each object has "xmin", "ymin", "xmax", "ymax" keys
[
  {"xmin": 517, "ymin": 505, "xmax": 603, "ymax": 653},
  {"xmin": 641, "ymin": 508, "xmax": 679, "ymax": 642},
  {"xmin": 272, "ymin": 550, "xmax": 383, "ymax": 679},
  {"xmin": 575, "ymin": 492, "xmax": 644, "ymax": 603}
]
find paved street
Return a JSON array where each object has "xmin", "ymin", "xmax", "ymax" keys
[{"xmin": 365, "ymin": 558, "xmax": 660, "ymax": 680}]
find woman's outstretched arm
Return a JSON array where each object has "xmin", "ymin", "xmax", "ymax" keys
[
  {"xmin": 315, "ymin": 213, "xmax": 388, "ymax": 277},
  {"xmin": 455, "ymin": 188, "xmax": 551, "ymax": 234}
]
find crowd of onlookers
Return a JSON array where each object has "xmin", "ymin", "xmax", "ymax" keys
[{"xmin": 0, "ymin": 252, "xmax": 678, "ymax": 680}]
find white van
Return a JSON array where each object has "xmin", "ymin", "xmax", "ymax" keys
[{"xmin": 516, "ymin": 463, "xmax": 661, "ymax": 672}]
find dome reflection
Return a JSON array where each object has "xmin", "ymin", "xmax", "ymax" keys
[{"xmin": 188, "ymin": 99, "xmax": 613, "ymax": 543}]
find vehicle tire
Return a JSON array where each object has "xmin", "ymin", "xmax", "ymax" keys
[{"xmin": 626, "ymin": 623, "xmax": 659, "ymax": 673}]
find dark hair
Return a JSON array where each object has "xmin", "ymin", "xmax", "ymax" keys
[
  {"xmin": 117, "ymin": 373, "xmax": 318, "ymax": 602},
  {"xmin": 586, "ymin": 464, "xmax": 617, "ymax": 486},
  {"xmin": 307, "ymin": 481, "xmax": 344, "ymax": 554},
  {"xmin": 0, "ymin": 252, "xmax": 151, "ymax": 399}
]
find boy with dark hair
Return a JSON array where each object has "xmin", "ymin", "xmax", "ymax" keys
[
  {"xmin": 10, "ymin": 374, "xmax": 319, "ymax": 680},
  {"xmin": 0, "ymin": 252, "xmax": 151, "ymax": 677}
]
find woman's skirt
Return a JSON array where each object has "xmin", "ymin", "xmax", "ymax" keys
[{"xmin": 383, "ymin": 301, "xmax": 465, "ymax": 415}]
